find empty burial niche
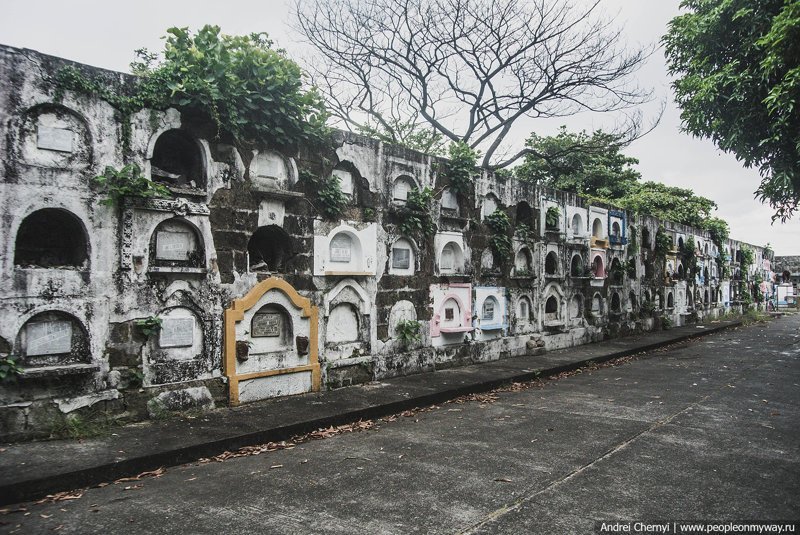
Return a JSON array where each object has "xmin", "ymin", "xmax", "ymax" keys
[
  {"xmin": 545, "ymin": 296, "xmax": 559, "ymax": 322},
  {"xmin": 440, "ymin": 188, "xmax": 459, "ymax": 216},
  {"xmin": 517, "ymin": 296, "xmax": 532, "ymax": 321},
  {"xmin": 516, "ymin": 202, "xmax": 533, "ymax": 227},
  {"xmin": 570, "ymin": 254, "xmax": 583, "ymax": 277},
  {"xmin": 592, "ymin": 218, "xmax": 603, "ymax": 238},
  {"xmin": 439, "ymin": 242, "xmax": 464, "ymax": 273},
  {"xmin": 514, "ymin": 247, "xmax": 533, "ymax": 274},
  {"xmin": 592, "ymin": 255, "xmax": 605, "ymax": 278},
  {"xmin": 151, "ymin": 219, "xmax": 204, "ymax": 267},
  {"xmin": 570, "ymin": 295, "xmax": 583, "ymax": 318},
  {"xmin": 667, "ymin": 292, "xmax": 675, "ymax": 309},
  {"xmin": 251, "ymin": 304, "xmax": 293, "ymax": 349},
  {"xmin": 327, "ymin": 303, "xmax": 360, "ymax": 343},
  {"xmin": 545, "ymin": 251, "xmax": 559, "ymax": 275},
  {"xmin": 611, "ymin": 292, "xmax": 621, "ymax": 313},
  {"xmin": 641, "ymin": 228, "xmax": 651, "ymax": 248},
  {"xmin": 15, "ymin": 208, "xmax": 88, "ymax": 269},
  {"xmin": 628, "ymin": 291, "xmax": 638, "ymax": 312},
  {"xmin": 571, "ymin": 213, "xmax": 583, "ymax": 236},
  {"xmin": 248, "ymin": 225, "xmax": 292, "ymax": 272},
  {"xmin": 150, "ymin": 130, "xmax": 205, "ymax": 189},
  {"xmin": 16, "ymin": 311, "xmax": 89, "ymax": 368},
  {"xmin": 611, "ymin": 221, "xmax": 621, "ymax": 239},
  {"xmin": 592, "ymin": 293, "xmax": 603, "ymax": 315}
]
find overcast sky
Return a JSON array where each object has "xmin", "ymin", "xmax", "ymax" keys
[{"xmin": 2, "ymin": 0, "xmax": 797, "ymax": 254}]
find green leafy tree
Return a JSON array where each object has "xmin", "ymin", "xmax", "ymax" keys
[
  {"xmin": 514, "ymin": 127, "xmax": 641, "ymax": 199},
  {"xmin": 617, "ymin": 181, "xmax": 717, "ymax": 228},
  {"xmin": 663, "ymin": 0, "xmax": 800, "ymax": 221}
]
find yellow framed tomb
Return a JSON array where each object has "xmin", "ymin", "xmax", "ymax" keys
[{"xmin": 224, "ymin": 277, "xmax": 320, "ymax": 405}]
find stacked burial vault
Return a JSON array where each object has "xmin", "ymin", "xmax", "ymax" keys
[{"xmin": 0, "ymin": 45, "xmax": 774, "ymax": 440}]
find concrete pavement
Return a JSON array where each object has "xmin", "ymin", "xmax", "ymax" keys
[{"xmin": 0, "ymin": 318, "xmax": 747, "ymax": 506}]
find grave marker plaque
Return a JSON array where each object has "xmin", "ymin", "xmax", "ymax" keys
[
  {"xmin": 392, "ymin": 248, "xmax": 410, "ymax": 269},
  {"xmin": 156, "ymin": 231, "xmax": 193, "ymax": 261},
  {"xmin": 330, "ymin": 235, "xmax": 352, "ymax": 263},
  {"xmin": 252, "ymin": 312, "xmax": 282, "ymax": 337},
  {"xmin": 37, "ymin": 126, "xmax": 74, "ymax": 153},
  {"xmin": 26, "ymin": 321, "xmax": 72, "ymax": 356},
  {"xmin": 159, "ymin": 317, "xmax": 194, "ymax": 348}
]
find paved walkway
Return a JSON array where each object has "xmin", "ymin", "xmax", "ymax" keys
[{"xmin": 0, "ymin": 320, "xmax": 741, "ymax": 505}]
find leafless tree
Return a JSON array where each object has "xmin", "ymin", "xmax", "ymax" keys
[{"xmin": 294, "ymin": 0, "xmax": 655, "ymax": 168}]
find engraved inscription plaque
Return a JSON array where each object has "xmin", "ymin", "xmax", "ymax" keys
[
  {"xmin": 156, "ymin": 231, "xmax": 193, "ymax": 261},
  {"xmin": 26, "ymin": 321, "xmax": 72, "ymax": 356},
  {"xmin": 37, "ymin": 126, "xmax": 74, "ymax": 153},
  {"xmin": 252, "ymin": 312, "xmax": 282, "ymax": 337},
  {"xmin": 159, "ymin": 317, "xmax": 194, "ymax": 348},
  {"xmin": 330, "ymin": 234, "xmax": 352, "ymax": 263},
  {"xmin": 392, "ymin": 248, "xmax": 410, "ymax": 269}
]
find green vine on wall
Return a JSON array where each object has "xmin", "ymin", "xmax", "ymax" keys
[
  {"xmin": 395, "ymin": 319, "xmax": 422, "ymax": 350},
  {"xmin": 439, "ymin": 142, "xmax": 478, "ymax": 196},
  {"xmin": 485, "ymin": 209, "xmax": 513, "ymax": 264},
  {"xmin": 299, "ymin": 169, "xmax": 347, "ymax": 220},
  {"xmin": 654, "ymin": 227, "xmax": 672, "ymax": 257},
  {"xmin": 135, "ymin": 316, "xmax": 163, "ymax": 338},
  {"xmin": 53, "ymin": 25, "xmax": 329, "ymax": 154},
  {"xmin": 0, "ymin": 356, "xmax": 23, "ymax": 382},
  {"xmin": 93, "ymin": 164, "xmax": 171, "ymax": 206},
  {"xmin": 398, "ymin": 187, "xmax": 435, "ymax": 238},
  {"xmin": 545, "ymin": 206, "xmax": 560, "ymax": 230}
]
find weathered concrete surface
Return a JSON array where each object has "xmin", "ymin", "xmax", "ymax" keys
[
  {"xmin": 0, "ymin": 319, "xmax": 742, "ymax": 506},
  {"xmin": 2, "ymin": 316, "xmax": 798, "ymax": 534}
]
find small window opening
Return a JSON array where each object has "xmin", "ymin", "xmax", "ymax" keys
[
  {"xmin": 150, "ymin": 129, "xmax": 205, "ymax": 189},
  {"xmin": 248, "ymin": 225, "xmax": 292, "ymax": 272}
]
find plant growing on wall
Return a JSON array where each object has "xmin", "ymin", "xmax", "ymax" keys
[
  {"xmin": 93, "ymin": 164, "xmax": 171, "ymax": 206},
  {"xmin": 654, "ymin": 227, "xmax": 672, "ymax": 257},
  {"xmin": 399, "ymin": 187, "xmax": 435, "ymax": 238},
  {"xmin": 485, "ymin": 209, "xmax": 513, "ymax": 264},
  {"xmin": 439, "ymin": 142, "xmax": 477, "ymax": 196},
  {"xmin": 395, "ymin": 319, "xmax": 421, "ymax": 349},
  {"xmin": 545, "ymin": 206, "xmax": 561, "ymax": 230},
  {"xmin": 0, "ymin": 356, "xmax": 23, "ymax": 382},
  {"xmin": 300, "ymin": 169, "xmax": 347, "ymax": 220},
  {"xmin": 135, "ymin": 316, "xmax": 163, "ymax": 338},
  {"xmin": 55, "ymin": 25, "xmax": 329, "ymax": 153},
  {"xmin": 740, "ymin": 246, "xmax": 755, "ymax": 272}
]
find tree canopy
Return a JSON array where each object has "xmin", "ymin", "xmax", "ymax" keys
[
  {"xmin": 514, "ymin": 127, "xmax": 641, "ymax": 199},
  {"xmin": 295, "ymin": 0, "xmax": 652, "ymax": 167},
  {"xmin": 663, "ymin": 0, "xmax": 800, "ymax": 221}
]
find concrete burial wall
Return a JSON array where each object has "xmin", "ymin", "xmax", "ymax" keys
[{"xmin": 0, "ymin": 45, "xmax": 774, "ymax": 440}]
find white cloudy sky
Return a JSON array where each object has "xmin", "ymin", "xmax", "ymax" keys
[{"xmin": 2, "ymin": 0, "xmax": 797, "ymax": 254}]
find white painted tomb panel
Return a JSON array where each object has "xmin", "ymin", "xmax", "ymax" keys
[{"xmin": 25, "ymin": 320, "xmax": 72, "ymax": 356}]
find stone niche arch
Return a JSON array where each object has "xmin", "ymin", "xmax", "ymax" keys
[
  {"xmin": 389, "ymin": 237, "xmax": 417, "ymax": 275},
  {"xmin": 611, "ymin": 221, "xmax": 622, "ymax": 240},
  {"xmin": 609, "ymin": 257, "xmax": 623, "ymax": 284},
  {"xmin": 15, "ymin": 310, "xmax": 90, "ymax": 368},
  {"xmin": 516, "ymin": 201, "xmax": 534, "ymax": 227},
  {"xmin": 388, "ymin": 300, "xmax": 418, "ymax": 339},
  {"xmin": 591, "ymin": 253, "xmax": 605, "ymax": 279},
  {"xmin": 514, "ymin": 247, "xmax": 533, "ymax": 276},
  {"xmin": 15, "ymin": 208, "xmax": 90, "ymax": 269},
  {"xmin": 248, "ymin": 225, "xmax": 292, "ymax": 272},
  {"xmin": 667, "ymin": 291, "xmax": 675, "ymax": 309},
  {"xmin": 17, "ymin": 103, "xmax": 93, "ymax": 169},
  {"xmin": 570, "ymin": 294, "xmax": 584, "ymax": 320},
  {"xmin": 149, "ymin": 218, "xmax": 205, "ymax": 269},
  {"xmin": 571, "ymin": 213, "xmax": 584, "ymax": 236},
  {"xmin": 250, "ymin": 149, "xmax": 297, "ymax": 191},
  {"xmin": 329, "ymin": 230, "xmax": 363, "ymax": 272},
  {"xmin": 430, "ymin": 283, "xmax": 472, "ymax": 343},
  {"xmin": 517, "ymin": 295, "xmax": 533, "ymax": 322},
  {"xmin": 439, "ymin": 241, "xmax": 465, "ymax": 273},
  {"xmin": 545, "ymin": 251, "xmax": 560, "ymax": 276},
  {"xmin": 327, "ymin": 304, "xmax": 360, "ymax": 343},
  {"xmin": 392, "ymin": 175, "xmax": 418, "ymax": 203},
  {"xmin": 610, "ymin": 292, "xmax": 622, "ymax": 313},
  {"xmin": 570, "ymin": 253, "xmax": 584, "ymax": 277},
  {"xmin": 482, "ymin": 193, "xmax": 500, "ymax": 219},
  {"xmin": 323, "ymin": 278, "xmax": 371, "ymax": 359},
  {"xmin": 641, "ymin": 227, "xmax": 652, "ymax": 249},
  {"xmin": 440, "ymin": 188, "xmax": 459, "ymax": 216},
  {"xmin": 149, "ymin": 129, "xmax": 206, "ymax": 189},
  {"xmin": 591, "ymin": 292, "xmax": 603, "ymax": 316},
  {"xmin": 592, "ymin": 217, "xmax": 604, "ymax": 239},
  {"xmin": 542, "ymin": 283, "xmax": 564, "ymax": 326},
  {"xmin": 224, "ymin": 278, "xmax": 320, "ymax": 405},
  {"xmin": 628, "ymin": 291, "xmax": 638, "ymax": 313}
]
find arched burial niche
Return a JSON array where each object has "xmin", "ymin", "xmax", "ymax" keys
[
  {"xmin": 328, "ymin": 231, "xmax": 364, "ymax": 272},
  {"xmin": 517, "ymin": 295, "xmax": 533, "ymax": 322},
  {"xmin": 628, "ymin": 291, "xmax": 638, "ymax": 313},
  {"xmin": 667, "ymin": 292, "xmax": 675, "ymax": 309},
  {"xmin": 514, "ymin": 247, "xmax": 533, "ymax": 275},
  {"xmin": 439, "ymin": 241, "xmax": 464, "ymax": 273},
  {"xmin": 250, "ymin": 304, "xmax": 293, "ymax": 350},
  {"xmin": 389, "ymin": 237, "xmax": 416, "ymax": 275},
  {"xmin": 18, "ymin": 103, "xmax": 92, "ymax": 169},
  {"xmin": 592, "ymin": 293, "xmax": 603, "ymax": 315},
  {"xmin": 570, "ymin": 253, "xmax": 584, "ymax": 277},
  {"xmin": 392, "ymin": 175, "xmax": 417, "ymax": 203},
  {"xmin": 150, "ymin": 129, "xmax": 205, "ymax": 189},
  {"xmin": 248, "ymin": 225, "xmax": 292, "ymax": 272},
  {"xmin": 545, "ymin": 296, "xmax": 559, "ymax": 322},
  {"xmin": 516, "ymin": 201, "xmax": 534, "ymax": 227},
  {"xmin": 641, "ymin": 227, "xmax": 652, "ymax": 248},
  {"xmin": 440, "ymin": 188, "xmax": 459, "ymax": 216},
  {"xmin": 610, "ymin": 292, "xmax": 622, "ymax": 314},
  {"xmin": 15, "ymin": 208, "xmax": 89, "ymax": 269},
  {"xmin": 16, "ymin": 311, "xmax": 90, "ymax": 368},
  {"xmin": 611, "ymin": 221, "xmax": 622, "ymax": 240},
  {"xmin": 570, "ymin": 295, "xmax": 583, "ymax": 320},
  {"xmin": 481, "ymin": 296, "xmax": 500, "ymax": 326},
  {"xmin": 592, "ymin": 218, "xmax": 604, "ymax": 238},
  {"xmin": 327, "ymin": 303, "xmax": 360, "ymax": 344},
  {"xmin": 571, "ymin": 213, "xmax": 583, "ymax": 236},
  {"xmin": 150, "ymin": 218, "xmax": 205, "ymax": 268},
  {"xmin": 545, "ymin": 251, "xmax": 559, "ymax": 276},
  {"xmin": 610, "ymin": 257, "xmax": 623, "ymax": 284},
  {"xmin": 591, "ymin": 254, "xmax": 605, "ymax": 278}
]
